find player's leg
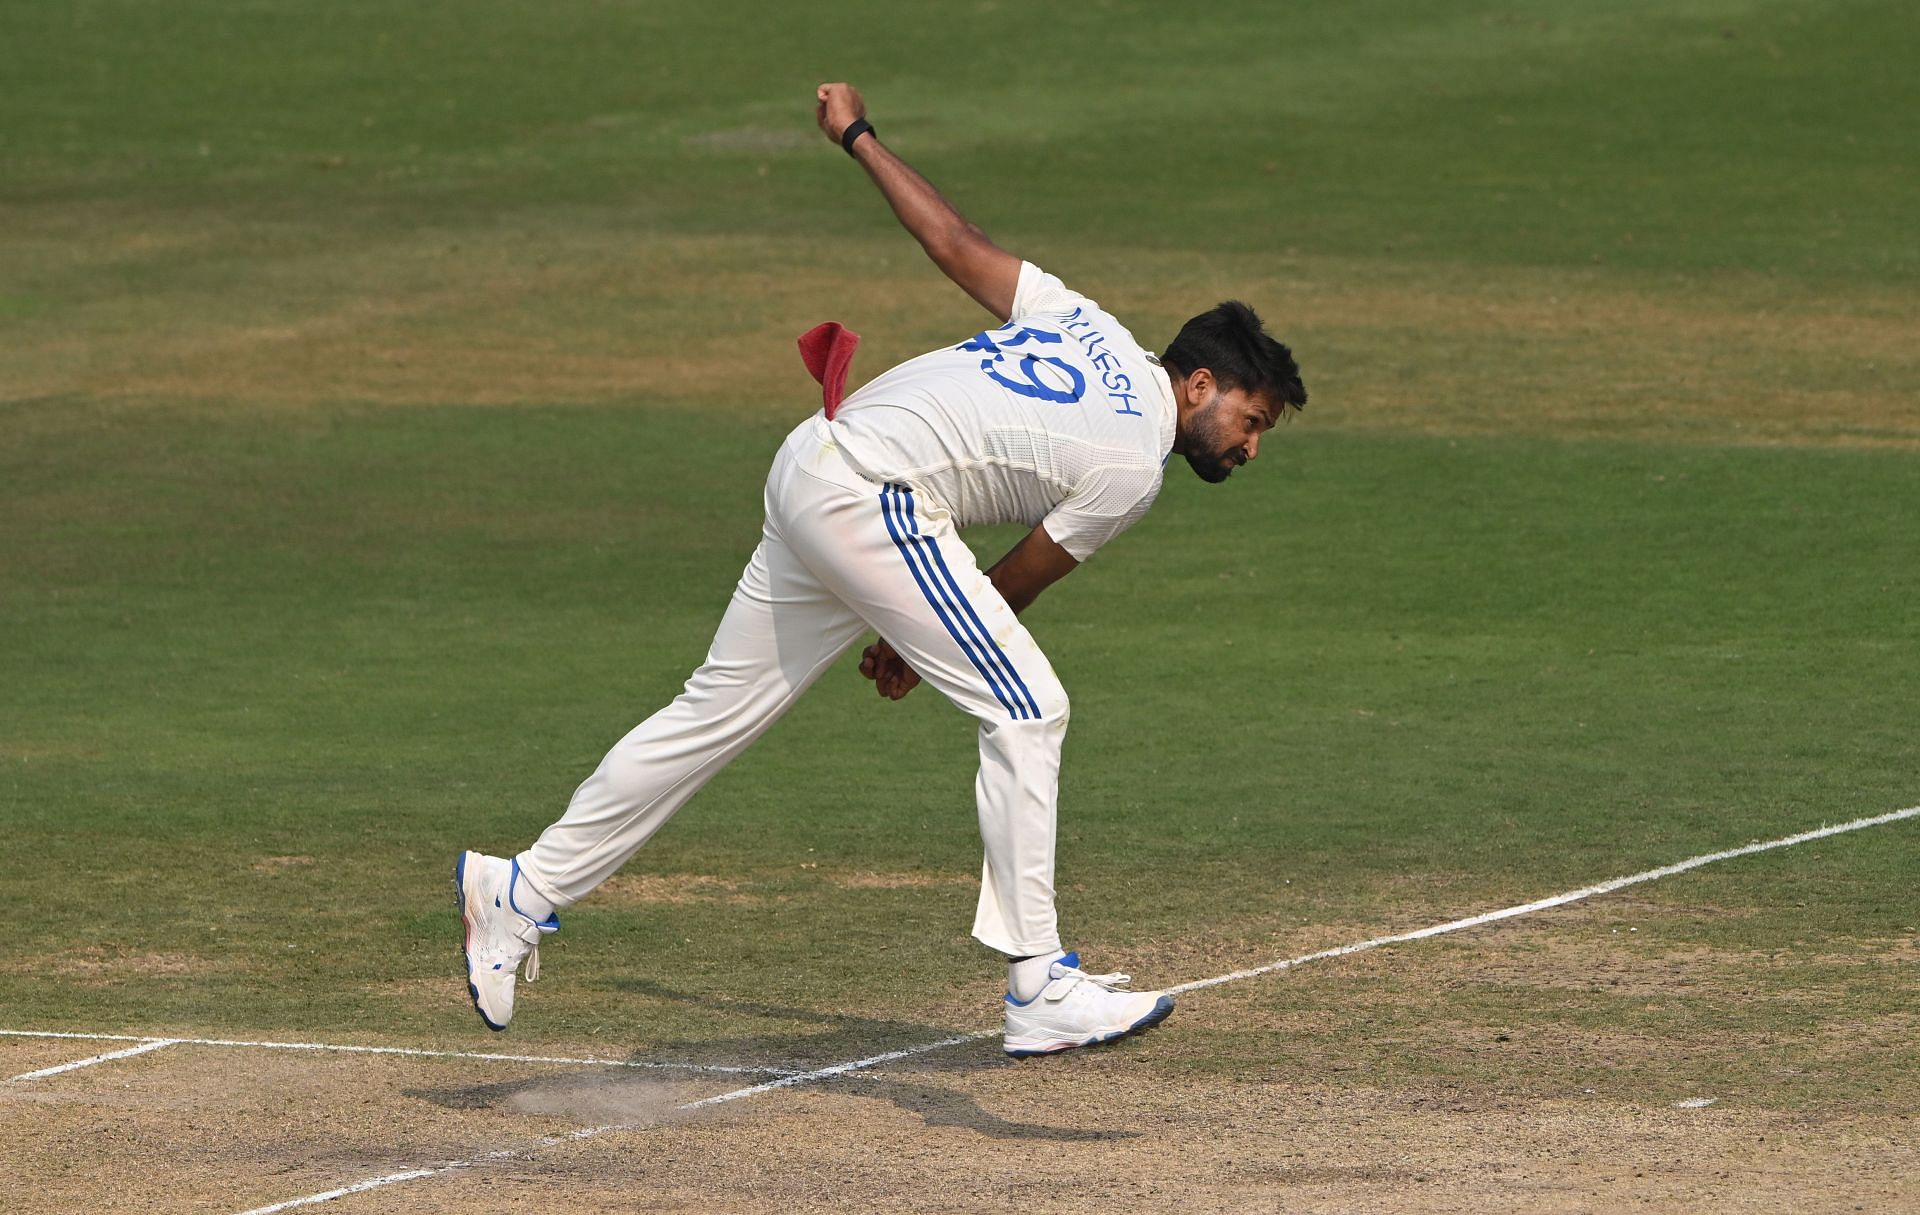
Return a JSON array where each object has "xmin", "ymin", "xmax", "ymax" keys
[
  {"xmin": 772, "ymin": 430, "xmax": 1172, "ymax": 1054},
  {"xmin": 517, "ymin": 535, "xmax": 866, "ymax": 903},
  {"xmin": 458, "ymin": 429, "xmax": 866, "ymax": 1031}
]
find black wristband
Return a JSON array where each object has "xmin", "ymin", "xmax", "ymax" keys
[{"xmin": 840, "ymin": 117, "xmax": 875, "ymax": 156}]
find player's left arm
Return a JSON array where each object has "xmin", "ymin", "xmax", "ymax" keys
[
  {"xmin": 858, "ymin": 525, "xmax": 1077, "ymax": 701},
  {"xmin": 984, "ymin": 524, "xmax": 1078, "ymax": 615},
  {"xmin": 816, "ymin": 81, "xmax": 1021, "ymax": 322}
]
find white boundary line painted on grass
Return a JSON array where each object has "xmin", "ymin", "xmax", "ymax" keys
[
  {"xmin": 0, "ymin": 1029, "xmax": 795, "ymax": 1077},
  {"xmin": 203, "ymin": 802, "xmax": 1920, "ymax": 1212},
  {"xmin": 8, "ymin": 1037, "xmax": 178, "ymax": 1082}
]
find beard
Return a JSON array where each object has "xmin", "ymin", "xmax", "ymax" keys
[
  {"xmin": 1181, "ymin": 398, "xmax": 1243, "ymax": 482},
  {"xmin": 1183, "ymin": 448, "xmax": 1236, "ymax": 483}
]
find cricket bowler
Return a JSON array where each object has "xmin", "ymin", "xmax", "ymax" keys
[{"xmin": 457, "ymin": 82, "xmax": 1307, "ymax": 1057}]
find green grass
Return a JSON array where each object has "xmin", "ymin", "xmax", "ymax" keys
[
  {"xmin": 4, "ymin": 403, "xmax": 1914, "ymax": 1060},
  {"xmin": 2, "ymin": 0, "xmax": 1916, "ymax": 1115},
  {"xmin": 7, "ymin": 0, "xmax": 1914, "ymax": 285}
]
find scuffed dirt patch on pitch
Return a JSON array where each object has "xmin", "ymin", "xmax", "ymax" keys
[
  {"xmin": 11, "ymin": 906, "xmax": 1916, "ymax": 1215},
  {"xmin": 326, "ymin": 1066, "xmax": 1917, "ymax": 1214},
  {"xmin": 0, "ymin": 1039, "xmax": 728, "ymax": 1215},
  {"xmin": 1146, "ymin": 902, "xmax": 1920, "ymax": 1121},
  {"xmin": 0, "ymin": 1037, "xmax": 129, "ymax": 1081}
]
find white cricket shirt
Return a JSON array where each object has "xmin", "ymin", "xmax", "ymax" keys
[{"xmin": 828, "ymin": 262, "xmax": 1177, "ymax": 562}]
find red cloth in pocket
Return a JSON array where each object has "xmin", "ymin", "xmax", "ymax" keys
[{"xmin": 797, "ymin": 322, "xmax": 861, "ymax": 418}]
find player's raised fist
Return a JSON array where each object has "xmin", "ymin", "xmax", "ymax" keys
[{"xmin": 815, "ymin": 82, "xmax": 866, "ymax": 145}]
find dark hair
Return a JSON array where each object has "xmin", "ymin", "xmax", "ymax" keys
[{"xmin": 1162, "ymin": 301, "xmax": 1307, "ymax": 414}]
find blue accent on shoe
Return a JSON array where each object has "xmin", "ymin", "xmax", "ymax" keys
[
  {"xmin": 454, "ymin": 850, "xmax": 511, "ymax": 1033},
  {"xmin": 1004, "ymin": 950, "xmax": 1075, "ymax": 1006},
  {"xmin": 466, "ymin": 979, "xmax": 508, "ymax": 1033},
  {"xmin": 506, "ymin": 858, "xmax": 560, "ymax": 931},
  {"xmin": 1004, "ymin": 993, "xmax": 1176, "ymax": 1059},
  {"xmin": 1131, "ymin": 995, "xmax": 1176, "ymax": 1033}
]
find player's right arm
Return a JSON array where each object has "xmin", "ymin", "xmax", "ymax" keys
[{"xmin": 815, "ymin": 81, "xmax": 1020, "ymax": 322}]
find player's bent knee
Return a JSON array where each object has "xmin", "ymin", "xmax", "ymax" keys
[
  {"xmin": 970, "ymin": 677, "xmax": 1068, "ymax": 734},
  {"xmin": 1018, "ymin": 681, "xmax": 1069, "ymax": 731}
]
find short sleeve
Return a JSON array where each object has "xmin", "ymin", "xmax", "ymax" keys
[
  {"xmin": 1012, "ymin": 261, "xmax": 1094, "ymax": 320},
  {"xmin": 1040, "ymin": 462, "xmax": 1165, "ymax": 561}
]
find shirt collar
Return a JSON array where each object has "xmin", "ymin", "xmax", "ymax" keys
[{"xmin": 1146, "ymin": 355, "xmax": 1177, "ymax": 458}]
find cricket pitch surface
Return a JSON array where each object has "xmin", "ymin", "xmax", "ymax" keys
[{"xmin": 9, "ymin": 809, "xmax": 1916, "ymax": 1215}]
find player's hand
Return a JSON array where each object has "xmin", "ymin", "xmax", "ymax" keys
[
  {"xmin": 815, "ymin": 82, "xmax": 867, "ymax": 145},
  {"xmin": 858, "ymin": 638, "xmax": 921, "ymax": 700}
]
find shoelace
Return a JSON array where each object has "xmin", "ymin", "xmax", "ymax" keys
[{"xmin": 1045, "ymin": 963, "xmax": 1133, "ymax": 1000}]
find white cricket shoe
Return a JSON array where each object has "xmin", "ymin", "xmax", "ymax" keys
[
  {"xmin": 455, "ymin": 851, "xmax": 559, "ymax": 1032},
  {"xmin": 1002, "ymin": 951, "xmax": 1175, "ymax": 1058}
]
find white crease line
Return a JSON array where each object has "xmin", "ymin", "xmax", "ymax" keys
[
  {"xmin": 237, "ymin": 1170, "xmax": 443, "ymax": 1212},
  {"xmin": 8, "ymin": 1037, "xmax": 178, "ymax": 1082},
  {"xmin": 676, "ymin": 1033, "xmax": 993, "ymax": 1111},
  {"xmin": 0, "ymin": 1030, "xmax": 795, "ymax": 1077},
  {"xmin": 234, "ymin": 1034, "xmax": 995, "ymax": 1215},
  {"xmin": 223, "ymin": 800, "xmax": 1918, "ymax": 1214},
  {"xmin": 1167, "ymin": 803, "xmax": 1920, "ymax": 995}
]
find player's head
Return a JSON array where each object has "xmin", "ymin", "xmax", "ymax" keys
[{"xmin": 1163, "ymin": 302, "xmax": 1306, "ymax": 483}]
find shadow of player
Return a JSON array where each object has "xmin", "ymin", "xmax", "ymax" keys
[{"xmin": 406, "ymin": 978, "xmax": 1140, "ymax": 1141}]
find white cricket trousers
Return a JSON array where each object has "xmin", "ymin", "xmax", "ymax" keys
[{"xmin": 516, "ymin": 414, "xmax": 1068, "ymax": 957}]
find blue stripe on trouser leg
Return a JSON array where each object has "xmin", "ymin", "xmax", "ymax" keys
[
  {"xmin": 877, "ymin": 485, "xmax": 1025, "ymax": 720},
  {"xmin": 896, "ymin": 489, "xmax": 1043, "ymax": 719},
  {"xmin": 886, "ymin": 484, "xmax": 1037, "ymax": 720},
  {"xmin": 879, "ymin": 485, "xmax": 1024, "ymax": 719},
  {"xmin": 887, "ymin": 501, "xmax": 1030, "ymax": 720}
]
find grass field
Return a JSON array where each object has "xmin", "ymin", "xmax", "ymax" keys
[{"xmin": 4, "ymin": 1, "xmax": 1917, "ymax": 1211}]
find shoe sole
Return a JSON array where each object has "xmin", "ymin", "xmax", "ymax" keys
[
  {"xmin": 1004, "ymin": 994, "xmax": 1175, "ymax": 1058},
  {"xmin": 454, "ymin": 851, "xmax": 509, "ymax": 1033}
]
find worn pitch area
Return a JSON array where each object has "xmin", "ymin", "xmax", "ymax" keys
[
  {"xmin": 6, "ymin": 948, "xmax": 1916, "ymax": 1213},
  {"xmin": 8, "ymin": 855, "xmax": 1919, "ymax": 1214}
]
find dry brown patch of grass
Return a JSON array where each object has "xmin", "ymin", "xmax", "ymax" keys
[
  {"xmin": 826, "ymin": 869, "xmax": 973, "ymax": 891},
  {"xmin": 250, "ymin": 854, "xmax": 317, "ymax": 874},
  {"xmin": 595, "ymin": 872, "xmax": 777, "ymax": 907},
  {"xmin": 7, "ymin": 211, "xmax": 1915, "ymax": 450},
  {"xmin": 49, "ymin": 948, "xmax": 223, "ymax": 981},
  {"xmin": 0, "ymin": 741, "xmax": 100, "ymax": 761}
]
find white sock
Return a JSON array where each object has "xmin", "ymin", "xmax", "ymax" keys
[
  {"xmin": 1008, "ymin": 950, "xmax": 1068, "ymax": 1002},
  {"xmin": 508, "ymin": 854, "xmax": 558, "ymax": 923}
]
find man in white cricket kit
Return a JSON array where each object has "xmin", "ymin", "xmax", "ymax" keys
[{"xmin": 458, "ymin": 82, "xmax": 1307, "ymax": 1057}]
